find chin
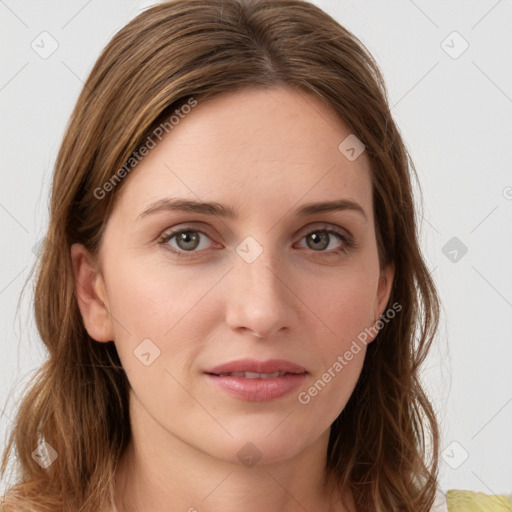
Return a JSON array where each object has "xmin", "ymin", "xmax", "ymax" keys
[{"xmin": 195, "ymin": 422, "xmax": 318, "ymax": 467}]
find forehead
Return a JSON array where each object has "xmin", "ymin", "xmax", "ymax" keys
[{"xmin": 112, "ymin": 86, "xmax": 373, "ymax": 222}]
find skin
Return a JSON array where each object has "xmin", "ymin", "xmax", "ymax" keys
[{"xmin": 71, "ymin": 86, "xmax": 394, "ymax": 512}]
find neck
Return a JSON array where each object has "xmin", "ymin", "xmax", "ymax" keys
[{"xmin": 111, "ymin": 397, "xmax": 354, "ymax": 512}]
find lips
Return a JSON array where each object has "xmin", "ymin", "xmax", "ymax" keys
[
  {"xmin": 204, "ymin": 358, "xmax": 307, "ymax": 377},
  {"xmin": 204, "ymin": 359, "xmax": 308, "ymax": 401},
  {"xmin": 214, "ymin": 371, "xmax": 287, "ymax": 378}
]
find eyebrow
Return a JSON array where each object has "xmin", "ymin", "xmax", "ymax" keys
[{"xmin": 137, "ymin": 197, "xmax": 367, "ymax": 221}]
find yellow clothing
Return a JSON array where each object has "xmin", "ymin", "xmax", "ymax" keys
[{"xmin": 446, "ymin": 489, "xmax": 512, "ymax": 511}]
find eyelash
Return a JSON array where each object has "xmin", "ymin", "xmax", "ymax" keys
[{"xmin": 157, "ymin": 224, "xmax": 356, "ymax": 260}]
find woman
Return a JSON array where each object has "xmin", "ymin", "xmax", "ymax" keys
[{"xmin": 2, "ymin": 0, "xmax": 506, "ymax": 510}]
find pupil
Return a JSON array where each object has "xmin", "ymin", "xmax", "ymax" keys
[
  {"xmin": 178, "ymin": 231, "xmax": 199, "ymax": 250},
  {"xmin": 309, "ymin": 231, "xmax": 328, "ymax": 250}
]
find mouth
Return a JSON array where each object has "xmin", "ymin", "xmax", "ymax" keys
[
  {"xmin": 204, "ymin": 358, "xmax": 307, "ymax": 376},
  {"xmin": 203, "ymin": 359, "xmax": 308, "ymax": 402},
  {"xmin": 206, "ymin": 371, "xmax": 297, "ymax": 379}
]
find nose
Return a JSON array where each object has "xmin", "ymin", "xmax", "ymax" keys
[{"xmin": 224, "ymin": 247, "xmax": 299, "ymax": 339}]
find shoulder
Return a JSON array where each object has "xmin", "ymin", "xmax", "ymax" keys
[{"xmin": 444, "ymin": 489, "xmax": 512, "ymax": 511}]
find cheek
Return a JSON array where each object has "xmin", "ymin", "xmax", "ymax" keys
[
  {"xmin": 105, "ymin": 251, "xmax": 220, "ymax": 329},
  {"xmin": 293, "ymin": 267, "xmax": 377, "ymax": 415},
  {"xmin": 103, "ymin": 255, "xmax": 222, "ymax": 374},
  {"xmin": 104, "ymin": 261, "xmax": 215, "ymax": 419},
  {"xmin": 297, "ymin": 265, "xmax": 379, "ymax": 343},
  {"xmin": 296, "ymin": 333, "xmax": 366, "ymax": 430}
]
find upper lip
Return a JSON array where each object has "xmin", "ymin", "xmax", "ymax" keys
[{"xmin": 205, "ymin": 358, "xmax": 308, "ymax": 375}]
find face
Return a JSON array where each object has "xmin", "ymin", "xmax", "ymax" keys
[{"xmin": 72, "ymin": 86, "xmax": 394, "ymax": 466}]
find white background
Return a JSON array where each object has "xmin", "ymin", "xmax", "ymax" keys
[{"xmin": 1, "ymin": 0, "xmax": 511, "ymax": 498}]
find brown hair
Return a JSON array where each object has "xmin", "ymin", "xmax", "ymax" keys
[{"xmin": 1, "ymin": 1, "xmax": 440, "ymax": 510}]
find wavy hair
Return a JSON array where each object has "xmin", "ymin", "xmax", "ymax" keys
[{"xmin": 1, "ymin": 1, "xmax": 440, "ymax": 510}]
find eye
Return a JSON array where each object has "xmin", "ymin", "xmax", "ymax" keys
[
  {"xmin": 295, "ymin": 226, "xmax": 355, "ymax": 256},
  {"xmin": 157, "ymin": 224, "xmax": 356, "ymax": 259},
  {"xmin": 158, "ymin": 227, "xmax": 214, "ymax": 257}
]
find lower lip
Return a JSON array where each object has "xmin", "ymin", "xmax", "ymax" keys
[{"xmin": 205, "ymin": 373, "xmax": 307, "ymax": 402}]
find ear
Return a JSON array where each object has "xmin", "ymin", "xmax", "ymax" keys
[
  {"xmin": 70, "ymin": 243, "xmax": 114, "ymax": 343},
  {"xmin": 366, "ymin": 263, "xmax": 395, "ymax": 344},
  {"xmin": 375, "ymin": 263, "xmax": 395, "ymax": 319}
]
